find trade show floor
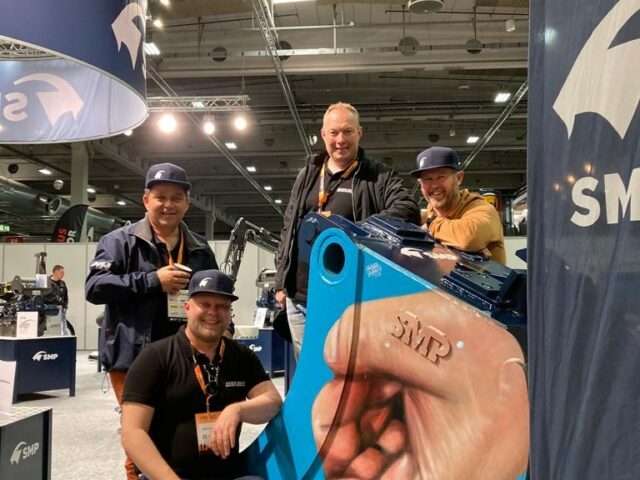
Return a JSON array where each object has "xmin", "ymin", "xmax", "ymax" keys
[{"xmin": 15, "ymin": 351, "xmax": 285, "ymax": 480}]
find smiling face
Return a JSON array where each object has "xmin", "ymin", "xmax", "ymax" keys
[
  {"xmin": 419, "ymin": 167, "xmax": 464, "ymax": 216},
  {"xmin": 143, "ymin": 183, "xmax": 190, "ymax": 234},
  {"xmin": 184, "ymin": 292, "xmax": 232, "ymax": 347},
  {"xmin": 321, "ymin": 107, "xmax": 363, "ymax": 169}
]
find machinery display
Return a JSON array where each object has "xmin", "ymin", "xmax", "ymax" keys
[
  {"xmin": 0, "ymin": 253, "xmax": 62, "ymax": 338},
  {"xmin": 244, "ymin": 213, "xmax": 528, "ymax": 480}
]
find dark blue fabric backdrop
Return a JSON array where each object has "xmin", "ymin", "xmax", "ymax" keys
[{"xmin": 529, "ymin": 0, "xmax": 640, "ymax": 478}]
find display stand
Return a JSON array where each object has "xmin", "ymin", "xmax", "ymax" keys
[
  {"xmin": 0, "ymin": 336, "xmax": 76, "ymax": 402},
  {"xmin": 238, "ymin": 327, "xmax": 285, "ymax": 378},
  {"xmin": 0, "ymin": 407, "xmax": 52, "ymax": 480}
]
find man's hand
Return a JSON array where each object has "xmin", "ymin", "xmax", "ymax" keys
[
  {"xmin": 157, "ymin": 266, "xmax": 191, "ymax": 294},
  {"xmin": 209, "ymin": 403, "xmax": 241, "ymax": 459},
  {"xmin": 275, "ymin": 290, "xmax": 287, "ymax": 307},
  {"xmin": 311, "ymin": 291, "xmax": 529, "ymax": 480}
]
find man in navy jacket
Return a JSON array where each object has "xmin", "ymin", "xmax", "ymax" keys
[{"xmin": 86, "ymin": 162, "xmax": 217, "ymax": 480}]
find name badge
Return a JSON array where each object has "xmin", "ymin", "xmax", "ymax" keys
[
  {"xmin": 167, "ymin": 290, "xmax": 189, "ymax": 321},
  {"xmin": 195, "ymin": 411, "xmax": 220, "ymax": 455}
]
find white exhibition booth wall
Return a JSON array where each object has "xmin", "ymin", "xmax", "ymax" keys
[
  {"xmin": 0, "ymin": 237, "xmax": 527, "ymax": 350},
  {"xmin": 0, "ymin": 241, "xmax": 275, "ymax": 350}
]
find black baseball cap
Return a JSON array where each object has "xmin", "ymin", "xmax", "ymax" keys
[
  {"xmin": 146, "ymin": 162, "xmax": 191, "ymax": 190},
  {"xmin": 188, "ymin": 270, "xmax": 238, "ymax": 301},
  {"xmin": 410, "ymin": 147, "xmax": 461, "ymax": 177}
]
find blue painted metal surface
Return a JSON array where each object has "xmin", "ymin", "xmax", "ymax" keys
[{"xmin": 247, "ymin": 214, "xmax": 528, "ymax": 479}]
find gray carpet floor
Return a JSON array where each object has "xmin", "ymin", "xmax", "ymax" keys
[{"xmin": 16, "ymin": 351, "xmax": 285, "ymax": 480}]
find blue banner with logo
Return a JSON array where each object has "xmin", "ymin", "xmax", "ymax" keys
[
  {"xmin": 529, "ymin": 0, "xmax": 640, "ymax": 477},
  {"xmin": 0, "ymin": 0, "xmax": 148, "ymax": 142}
]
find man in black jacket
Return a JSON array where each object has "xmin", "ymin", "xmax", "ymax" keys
[
  {"xmin": 86, "ymin": 162, "xmax": 218, "ymax": 480},
  {"xmin": 44, "ymin": 264, "xmax": 71, "ymax": 335},
  {"xmin": 274, "ymin": 102, "xmax": 420, "ymax": 358}
]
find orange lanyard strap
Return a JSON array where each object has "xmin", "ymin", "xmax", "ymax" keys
[
  {"xmin": 167, "ymin": 230, "xmax": 185, "ymax": 266},
  {"xmin": 192, "ymin": 340, "xmax": 225, "ymax": 411},
  {"xmin": 317, "ymin": 160, "xmax": 359, "ymax": 211}
]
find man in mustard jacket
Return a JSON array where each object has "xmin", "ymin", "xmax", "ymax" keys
[{"xmin": 412, "ymin": 147, "xmax": 506, "ymax": 264}]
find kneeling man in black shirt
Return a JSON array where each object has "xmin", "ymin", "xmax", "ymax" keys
[{"xmin": 121, "ymin": 270, "xmax": 282, "ymax": 480}]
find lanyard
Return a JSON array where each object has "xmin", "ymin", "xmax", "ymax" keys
[
  {"xmin": 191, "ymin": 340, "xmax": 225, "ymax": 412},
  {"xmin": 317, "ymin": 160, "xmax": 359, "ymax": 212},
  {"xmin": 166, "ymin": 230, "xmax": 185, "ymax": 266}
]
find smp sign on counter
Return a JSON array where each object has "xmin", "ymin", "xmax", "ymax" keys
[
  {"xmin": 31, "ymin": 351, "xmax": 58, "ymax": 362},
  {"xmin": 10, "ymin": 441, "xmax": 39, "ymax": 465}
]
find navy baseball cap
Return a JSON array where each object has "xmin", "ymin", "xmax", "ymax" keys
[
  {"xmin": 410, "ymin": 147, "xmax": 461, "ymax": 177},
  {"xmin": 188, "ymin": 270, "xmax": 239, "ymax": 301},
  {"xmin": 146, "ymin": 163, "xmax": 191, "ymax": 190}
]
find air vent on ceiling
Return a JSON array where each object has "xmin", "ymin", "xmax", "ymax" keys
[{"xmin": 408, "ymin": 0, "xmax": 445, "ymax": 13}]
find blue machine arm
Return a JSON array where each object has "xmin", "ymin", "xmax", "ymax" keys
[{"xmin": 246, "ymin": 213, "xmax": 528, "ymax": 480}]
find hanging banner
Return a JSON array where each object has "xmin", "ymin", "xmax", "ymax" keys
[
  {"xmin": 0, "ymin": 0, "xmax": 148, "ymax": 143},
  {"xmin": 529, "ymin": 0, "xmax": 640, "ymax": 478},
  {"xmin": 51, "ymin": 204, "xmax": 88, "ymax": 243}
]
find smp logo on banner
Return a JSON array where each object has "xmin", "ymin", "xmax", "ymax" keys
[
  {"xmin": 553, "ymin": 0, "xmax": 640, "ymax": 227},
  {"xmin": 10, "ymin": 441, "xmax": 40, "ymax": 465},
  {"xmin": 112, "ymin": 0, "xmax": 147, "ymax": 71},
  {"xmin": 32, "ymin": 351, "xmax": 59, "ymax": 361},
  {"xmin": 2, "ymin": 73, "xmax": 84, "ymax": 126}
]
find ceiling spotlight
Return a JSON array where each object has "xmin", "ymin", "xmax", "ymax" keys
[
  {"xmin": 234, "ymin": 115, "xmax": 248, "ymax": 131},
  {"xmin": 116, "ymin": 200, "xmax": 127, "ymax": 206},
  {"xmin": 466, "ymin": 135, "xmax": 480, "ymax": 144},
  {"xmin": 144, "ymin": 42, "xmax": 160, "ymax": 55},
  {"xmin": 275, "ymin": 199, "xmax": 283, "ymax": 204},
  {"xmin": 246, "ymin": 166, "xmax": 257, "ymax": 172},
  {"xmin": 160, "ymin": 0, "xmax": 170, "ymax": 5},
  {"xmin": 124, "ymin": 129, "xmax": 133, "ymax": 136},
  {"xmin": 86, "ymin": 186, "xmax": 96, "ymax": 194},
  {"xmin": 192, "ymin": 101, "xmax": 205, "ymax": 108},
  {"xmin": 264, "ymin": 185, "xmax": 273, "ymax": 191},
  {"xmin": 202, "ymin": 116, "xmax": 215, "ymax": 135},
  {"xmin": 158, "ymin": 113, "xmax": 177, "ymax": 133},
  {"xmin": 407, "ymin": 0, "xmax": 444, "ymax": 13},
  {"xmin": 153, "ymin": 18, "xmax": 164, "ymax": 28},
  {"xmin": 38, "ymin": 168, "xmax": 52, "ymax": 175},
  {"xmin": 225, "ymin": 142, "xmax": 237, "ymax": 150},
  {"xmin": 494, "ymin": 92, "xmax": 511, "ymax": 103},
  {"xmin": 273, "ymin": 0, "xmax": 315, "ymax": 4},
  {"xmin": 505, "ymin": 19, "xmax": 516, "ymax": 32},
  {"xmin": 308, "ymin": 134, "xmax": 318, "ymax": 146}
]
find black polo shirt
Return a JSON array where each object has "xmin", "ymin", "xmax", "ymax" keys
[
  {"xmin": 123, "ymin": 327, "xmax": 269, "ymax": 479},
  {"xmin": 294, "ymin": 166, "xmax": 356, "ymax": 304}
]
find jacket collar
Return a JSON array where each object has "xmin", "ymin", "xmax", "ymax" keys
[{"xmin": 129, "ymin": 215, "xmax": 209, "ymax": 250}]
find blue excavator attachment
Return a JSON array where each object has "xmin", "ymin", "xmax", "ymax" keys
[{"xmin": 246, "ymin": 213, "xmax": 528, "ymax": 480}]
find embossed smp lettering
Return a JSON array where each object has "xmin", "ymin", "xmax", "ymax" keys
[{"xmin": 389, "ymin": 311, "xmax": 452, "ymax": 364}]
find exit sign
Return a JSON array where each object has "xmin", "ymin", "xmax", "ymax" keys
[{"xmin": 0, "ymin": 224, "xmax": 9, "ymax": 232}]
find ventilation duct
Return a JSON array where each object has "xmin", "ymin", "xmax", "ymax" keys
[{"xmin": 0, "ymin": 175, "xmax": 124, "ymax": 237}]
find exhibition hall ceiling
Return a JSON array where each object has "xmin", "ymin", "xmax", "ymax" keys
[{"xmin": 0, "ymin": 0, "xmax": 528, "ymax": 237}]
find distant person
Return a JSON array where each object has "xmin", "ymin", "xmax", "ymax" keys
[
  {"xmin": 121, "ymin": 270, "xmax": 282, "ymax": 480},
  {"xmin": 275, "ymin": 102, "xmax": 420, "ymax": 357},
  {"xmin": 413, "ymin": 147, "xmax": 506, "ymax": 264},
  {"xmin": 43, "ymin": 264, "xmax": 73, "ymax": 335},
  {"xmin": 86, "ymin": 163, "xmax": 218, "ymax": 480}
]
